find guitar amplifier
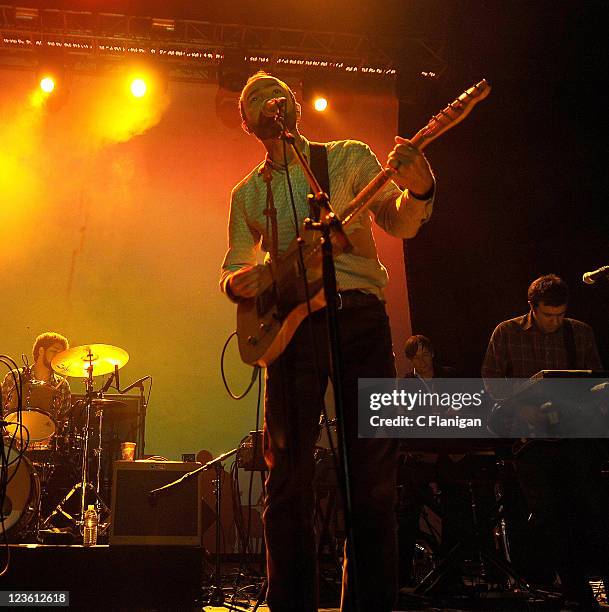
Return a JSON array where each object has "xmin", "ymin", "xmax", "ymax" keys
[{"xmin": 110, "ymin": 460, "xmax": 203, "ymax": 545}]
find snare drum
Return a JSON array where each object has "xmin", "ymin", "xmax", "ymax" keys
[{"xmin": 0, "ymin": 444, "xmax": 41, "ymax": 541}]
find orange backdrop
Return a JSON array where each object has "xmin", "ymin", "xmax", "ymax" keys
[{"xmin": 0, "ymin": 69, "xmax": 411, "ymax": 459}]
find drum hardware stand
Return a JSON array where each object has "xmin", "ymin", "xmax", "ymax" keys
[
  {"xmin": 413, "ymin": 458, "xmax": 553, "ymax": 604},
  {"xmin": 30, "ymin": 459, "xmax": 56, "ymax": 539},
  {"xmin": 41, "ymin": 356, "xmax": 111, "ymax": 534},
  {"xmin": 148, "ymin": 448, "xmax": 249, "ymax": 611}
]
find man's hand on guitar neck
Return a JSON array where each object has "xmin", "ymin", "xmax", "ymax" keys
[
  {"xmin": 387, "ymin": 136, "xmax": 434, "ymax": 197},
  {"xmin": 228, "ymin": 265, "xmax": 270, "ymax": 299}
]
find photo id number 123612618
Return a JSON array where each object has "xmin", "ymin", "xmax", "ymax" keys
[{"xmin": 0, "ymin": 591, "xmax": 69, "ymax": 606}]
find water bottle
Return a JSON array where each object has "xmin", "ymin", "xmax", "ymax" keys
[{"xmin": 83, "ymin": 505, "xmax": 98, "ymax": 546}]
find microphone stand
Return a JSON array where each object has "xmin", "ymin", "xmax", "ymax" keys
[
  {"xmin": 149, "ymin": 448, "xmax": 247, "ymax": 611},
  {"xmin": 275, "ymin": 113, "xmax": 362, "ymax": 612}
]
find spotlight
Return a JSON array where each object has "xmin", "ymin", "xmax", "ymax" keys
[
  {"xmin": 301, "ymin": 78, "xmax": 332, "ymax": 113},
  {"xmin": 123, "ymin": 62, "xmax": 167, "ymax": 99},
  {"xmin": 130, "ymin": 78, "xmax": 148, "ymax": 98},
  {"xmin": 39, "ymin": 76, "xmax": 55, "ymax": 93},
  {"xmin": 35, "ymin": 49, "xmax": 67, "ymax": 106},
  {"xmin": 34, "ymin": 67, "xmax": 66, "ymax": 109},
  {"xmin": 313, "ymin": 97, "xmax": 328, "ymax": 112}
]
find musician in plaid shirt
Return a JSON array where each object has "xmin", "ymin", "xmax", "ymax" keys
[{"xmin": 482, "ymin": 275, "xmax": 607, "ymax": 609}]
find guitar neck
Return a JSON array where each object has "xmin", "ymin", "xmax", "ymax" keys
[
  {"xmin": 340, "ymin": 167, "xmax": 396, "ymax": 228},
  {"xmin": 340, "ymin": 79, "xmax": 490, "ymax": 227}
]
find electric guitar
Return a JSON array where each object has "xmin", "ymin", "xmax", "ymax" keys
[{"xmin": 236, "ymin": 79, "xmax": 491, "ymax": 366}]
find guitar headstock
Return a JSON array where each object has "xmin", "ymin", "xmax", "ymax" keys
[{"xmin": 413, "ymin": 79, "xmax": 491, "ymax": 150}]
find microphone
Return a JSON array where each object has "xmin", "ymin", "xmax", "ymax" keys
[
  {"xmin": 99, "ymin": 364, "xmax": 120, "ymax": 395},
  {"xmin": 121, "ymin": 375, "xmax": 151, "ymax": 394},
  {"xmin": 582, "ymin": 265, "xmax": 609, "ymax": 285},
  {"xmin": 261, "ymin": 97, "xmax": 287, "ymax": 118},
  {"xmin": 99, "ymin": 369, "xmax": 115, "ymax": 395}
]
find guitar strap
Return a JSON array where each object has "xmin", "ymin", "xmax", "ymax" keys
[
  {"xmin": 309, "ymin": 142, "xmax": 331, "ymax": 201},
  {"xmin": 309, "ymin": 143, "xmax": 330, "ymax": 221},
  {"xmin": 562, "ymin": 319, "xmax": 577, "ymax": 368}
]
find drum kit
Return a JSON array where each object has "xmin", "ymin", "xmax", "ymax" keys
[{"xmin": 2, "ymin": 343, "xmax": 131, "ymax": 543}]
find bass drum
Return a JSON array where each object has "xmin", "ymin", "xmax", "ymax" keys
[{"xmin": 0, "ymin": 444, "xmax": 40, "ymax": 541}]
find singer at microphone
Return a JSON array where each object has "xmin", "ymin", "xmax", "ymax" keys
[
  {"xmin": 223, "ymin": 71, "xmax": 437, "ymax": 611},
  {"xmin": 582, "ymin": 265, "xmax": 609, "ymax": 285},
  {"xmin": 261, "ymin": 97, "xmax": 287, "ymax": 118}
]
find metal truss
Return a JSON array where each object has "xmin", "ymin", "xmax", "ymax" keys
[{"xmin": 0, "ymin": 5, "xmax": 447, "ymax": 85}]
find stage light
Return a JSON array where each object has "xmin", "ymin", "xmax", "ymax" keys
[
  {"xmin": 35, "ymin": 48, "xmax": 67, "ymax": 108},
  {"xmin": 34, "ymin": 63, "xmax": 67, "ymax": 109},
  {"xmin": 130, "ymin": 78, "xmax": 147, "ymax": 98},
  {"xmin": 39, "ymin": 76, "xmax": 55, "ymax": 93},
  {"xmin": 313, "ymin": 97, "xmax": 328, "ymax": 112},
  {"xmin": 301, "ymin": 78, "xmax": 332, "ymax": 113}
]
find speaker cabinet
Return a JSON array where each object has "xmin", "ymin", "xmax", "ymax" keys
[{"xmin": 110, "ymin": 460, "xmax": 202, "ymax": 545}]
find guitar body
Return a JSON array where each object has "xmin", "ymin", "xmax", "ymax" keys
[
  {"xmin": 235, "ymin": 79, "xmax": 491, "ymax": 366},
  {"xmin": 237, "ymin": 287, "xmax": 326, "ymax": 367},
  {"xmin": 236, "ymin": 234, "xmax": 327, "ymax": 366}
]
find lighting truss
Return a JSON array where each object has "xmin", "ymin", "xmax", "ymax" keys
[{"xmin": 0, "ymin": 4, "xmax": 447, "ymax": 86}]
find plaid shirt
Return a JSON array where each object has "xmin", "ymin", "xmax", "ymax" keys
[
  {"xmin": 1, "ymin": 367, "xmax": 72, "ymax": 421},
  {"xmin": 482, "ymin": 312, "xmax": 603, "ymax": 400}
]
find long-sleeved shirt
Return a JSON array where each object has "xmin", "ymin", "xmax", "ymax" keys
[
  {"xmin": 481, "ymin": 311, "xmax": 603, "ymax": 400},
  {"xmin": 220, "ymin": 137, "xmax": 434, "ymax": 299}
]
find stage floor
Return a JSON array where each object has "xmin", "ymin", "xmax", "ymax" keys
[{"xmin": 1, "ymin": 544, "xmax": 607, "ymax": 611}]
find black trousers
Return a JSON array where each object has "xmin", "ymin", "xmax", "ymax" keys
[
  {"xmin": 515, "ymin": 440, "xmax": 609, "ymax": 602},
  {"xmin": 263, "ymin": 296, "xmax": 398, "ymax": 612}
]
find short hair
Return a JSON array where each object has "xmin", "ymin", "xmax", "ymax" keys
[
  {"xmin": 404, "ymin": 334, "xmax": 433, "ymax": 359},
  {"xmin": 527, "ymin": 274, "xmax": 569, "ymax": 308},
  {"xmin": 32, "ymin": 332, "xmax": 69, "ymax": 360},
  {"xmin": 238, "ymin": 70, "xmax": 298, "ymax": 134}
]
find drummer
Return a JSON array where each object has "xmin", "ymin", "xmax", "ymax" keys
[{"xmin": 1, "ymin": 331, "xmax": 72, "ymax": 422}]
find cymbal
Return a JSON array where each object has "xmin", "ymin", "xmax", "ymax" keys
[{"xmin": 51, "ymin": 344, "xmax": 129, "ymax": 378}]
